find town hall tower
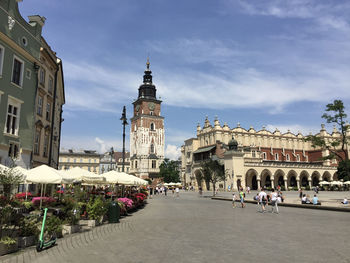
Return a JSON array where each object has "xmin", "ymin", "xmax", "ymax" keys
[{"xmin": 130, "ymin": 59, "xmax": 164, "ymax": 178}]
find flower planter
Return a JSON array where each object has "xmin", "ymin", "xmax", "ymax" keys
[
  {"xmin": 79, "ymin": 219, "xmax": 96, "ymax": 229},
  {"xmin": 17, "ymin": 236, "xmax": 36, "ymax": 248},
  {"xmin": 62, "ymin": 225, "xmax": 80, "ymax": 236},
  {"xmin": 0, "ymin": 242, "xmax": 18, "ymax": 256}
]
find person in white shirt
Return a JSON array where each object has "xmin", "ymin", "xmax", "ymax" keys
[
  {"xmin": 270, "ymin": 189, "xmax": 279, "ymax": 213},
  {"xmin": 341, "ymin": 198, "xmax": 348, "ymax": 204},
  {"xmin": 175, "ymin": 187, "xmax": 179, "ymax": 198},
  {"xmin": 232, "ymin": 193, "xmax": 236, "ymax": 208},
  {"xmin": 258, "ymin": 188, "xmax": 268, "ymax": 212}
]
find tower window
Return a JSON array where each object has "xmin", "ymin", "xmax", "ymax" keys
[
  {"xmin": 275, "ymin": 153, "xmax": 279, "ymax": 161},
  {"xmin": 135, "ymin": 160, "xmax": 138, "ymax": 168},
  {"xmin": 150, "ymin": 144, "xmax": 155, "ymax": 153},
  {"xmin": 152, "ymin": 160, "xmax": 156, "ymax": 168},
  {"xmin": 150, "ymin": 111, "xmax": 153, "ymax": 116},
  {"xmin": 150, "ymin": 123, "xmax": 155, "ymax": 131}
]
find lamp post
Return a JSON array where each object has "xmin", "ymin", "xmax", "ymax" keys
[{"xmin": 120, "ymin": 106, "xmax": 128, "ymax": 172}]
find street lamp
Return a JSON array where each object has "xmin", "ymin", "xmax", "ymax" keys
[{"xmin": 120, "ymin": 106, "xmax": 128, "ymax": 172}]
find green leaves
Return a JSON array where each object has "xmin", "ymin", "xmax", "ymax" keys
[{"xmin": 159, "ymin": 159, "xmax": 180, "ymax": 183}]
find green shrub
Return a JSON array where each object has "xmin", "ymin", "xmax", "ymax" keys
[
  {"xmin": 22, "ymin": 201, "xmax": 33, "ymax": 210},
  {"xmin": 280, "ymin": 185, "xmax": 286, "ymax": 191},
  {"xmin": 86, "ymin": 197, "xmax": 108, "ymax": 221},
  {"xmin": 305, "ymin": 185, "xmax": 311, "ymax": 190},
  {"xmin": 45, "ymin": 216, "xmax": 63, "ymax": 236},
  {"xmin": 0, "ymin": 236, "xmax": 17, "ymax": 247},
  {"xmin": 19, "ymin": 216, "xmax": 40, "ymax": 237}
]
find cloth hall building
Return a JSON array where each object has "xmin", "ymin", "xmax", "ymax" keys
[{"xmin": 181, "ymin": 117, "xmax": 349, "ymax": 191}]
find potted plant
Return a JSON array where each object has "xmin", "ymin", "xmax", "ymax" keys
[
  {"xmin": 17, "ymin": 216, "xmax": 39, "ymax": 248},
  {"xmin": 0, "ymin": 236, "xmax": 18, "ymax": 256},
  {"xmin": 45, "ymin": 216, "xmax": 63, "ymax": 238},
  {"xmin": 80, "ymin": 197, "xmax": 107, "ymax": 228}
]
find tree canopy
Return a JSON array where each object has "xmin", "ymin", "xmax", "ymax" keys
[
  {"xmin": 158, "ymin": 158, "xmax": 180, "ymax": 183},
  {"xmin": 306, "ymin": 100, "xmax": 349, "ymax": 180},
  {"xmin": 200, "ymin": 159, "xmax": 225, "ymax": 196}
]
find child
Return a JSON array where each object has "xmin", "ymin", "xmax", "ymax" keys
[{"xmin": 232, "ymin": 193, "xmax": 236, "ymax": 208}]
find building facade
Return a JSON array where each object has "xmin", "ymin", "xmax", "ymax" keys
[
  {"xmin": 0, "ymin": 0, "xmax": 45, "ymax": 168},
  {"xmin": 32, "ymin": 37, "xmax": 65, "ymax": 169},
  {"xmin": 181, "ymin": 117, "xmax": 348, "ymax": 191},
  {"xmin": 130, "ymin": 60, "xmax": 164, "ymax": 179},
  {"xmin": 59, "ymin": 149, "xmax": 100, "ymax": 174},
  {"xmin": 99, "ymin": 151, "xmax": 116, "ymax": 174},
  {"xmin": 114, "ymin": 151, "xmax": 130, "ymax": 173}
]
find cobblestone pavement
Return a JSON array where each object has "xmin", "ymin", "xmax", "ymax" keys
[{"xmin": 2, "ymin": 191, "xmax": 350, "ymax": 263}]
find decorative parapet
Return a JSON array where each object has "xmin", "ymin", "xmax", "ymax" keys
[{"xmin": 245, "ymin": 161, "xmax": 337, "ymax": 170}]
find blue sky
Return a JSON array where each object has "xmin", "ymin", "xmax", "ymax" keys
[{"xmin": 19, "ymin": 0, "xmax": 350, "ymax": 159}]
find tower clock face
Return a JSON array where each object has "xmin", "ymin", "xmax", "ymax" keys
[
  {"xmin": 148, "ymin": 102, "xmax": 155, "ymax": 111},
  {"xmin": 136, "ymin": 105, "xmax": 140, "ymax": 112}
]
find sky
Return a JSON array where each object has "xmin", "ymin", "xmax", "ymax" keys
[{"xmin": 19, "ymin": 0, "xmax": 350, "ymax": 160}]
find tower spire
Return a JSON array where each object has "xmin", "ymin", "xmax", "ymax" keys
[{"xmin": 146, "ymin": 56, "xmax": 150, "ymax": 70}]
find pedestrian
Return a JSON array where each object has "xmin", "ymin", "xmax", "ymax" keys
[
  {"xmin": 175, "ymin": 187, "xmax": 180, "ymax": 198},
  {"xmin": 247, "ymin": 186, "xmax": 250, "ymax": 194},
  {"xmin": 258, "ymin": 188, "xmax": 268, "ymax": 213},
  {"xmin": 299, "ymin": 188, "xmax": 303, "ymax": 199},
  {"xmin": 270, "ymin": 189, "xmax": 279, "ymax": 213},
  {"xmin": 199, "ymin": 186, "xmax": 202, "ymax": 196},
  {"xmin": 341, "ymin": 198, "xmax": 348, "ymax": 204},
  {"xmin": 150, "ymin": 187, "xmax": 153, "ymax": 198},
  {"xmin": 164, "ymin": 187, "xmax": 167, "ymax": 196},
  {"xmin": 215, "ymin": 188, "xmax": 219, "ymax": 196},
  {"xmin": 155, "ymin": 186, "xmax": 159, "ymax": 195},
  {"xmin": 239, "ymin": 189, "xmax": 245, "ymax": 208},
  {"xmin": 232, "ymin": 193, "xmax": 236, "ymax": 208}
]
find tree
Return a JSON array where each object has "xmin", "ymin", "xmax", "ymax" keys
[
  {"xmin": 200, "ymin": 159, "xmax": 225, "ymax": 196},
  {"xmin": 306, "ymin": 100, "xmax": 350, "ymax": 180},
  {"xmin": 159, "ymin": 159, "xmax": 180, "ymax": 183},
  {"xmin": 0, "ymin": 166, "xmax": 23, "ymax": 198}
]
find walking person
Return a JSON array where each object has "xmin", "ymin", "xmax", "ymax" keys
[
  {"xmin": 149, "ymin": 187, "xmax": 153, "ymax": 199},
  {"xmin": 258, "ymin": 188, "xmax": 268, "ymax": 213},
  {"xmin": 299, "ymin": 188, "xmax": 303, "ymax": 199},
  {"xmin": 270, "ymin": 189, "xmax": 279, "ymax": 213},
  {"xmin": 239, "ymin": 189, "xmax": 245, "ymax": 208},
  {"xmin": 175, "ymin": 187, "xmax": 180, "ymax": 198},
  {"xmin": 232, "ymin": 193, "xmax": 236, "ymax": 208}
]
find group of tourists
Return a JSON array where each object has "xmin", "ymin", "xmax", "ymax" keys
[
  {"xmin": 232, "ymin": 187, "xmax": 283, "ymax": 213},
  {"xmin": 148, "ymin": 186, "xmax": 180, "ymax": 198}
]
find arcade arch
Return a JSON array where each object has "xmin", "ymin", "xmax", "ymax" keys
[
  {"xmin": 246, "ymin": 169, "xmax": 258, "ymax": 190},
  {"xmin": 311, "ymin": 171, "xmax": 321, "ymax": 186},
  {"xmin": 261, "ymin": 169, "xmax": 272, "ymax": 188},
  {"xmin": 274, "ymin": 169, "xmax": 285, "ymax": 188},
  {"xmin": 300, "ymin": 170, "xmax": 310, "ymax": 187},
  {"xmin": 322, "ymin": 171, "xmax": 331, "ymax": 181},
  {"xmin": 287, "ymin": 170, "xmax": 298, "ymax": 188}
]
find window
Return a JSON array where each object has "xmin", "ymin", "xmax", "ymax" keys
[
  {"xmin": 0, "ymin": 45, "xmax": 4, "ymax": 76},
  {"xmin": 127, "ymin": 167, "xmax": 129, "ymax": 172},
  {"xmin": 150, "ymin": 144, "xmax": 154, "ymax": 153},
  {"xmin": 252, "ymin": 151, "xmax": 256, "ymax": 158},
  {"xmin": 89, "ymin": 159, "xmax": 91, "ymax": 163},
  {"xmin": 152, "ymin": 160, "xmax": 156, "ymax": 168},
  {"xmin": 275, "ymin": 153, "xmax": 279, "ymax": 161},
  {"xmin": 39, "ymin": 68, "xmax": 45, "ymax": 85},
  {"xmin": 135, "ymin": 160, "xmax": 138, "ymax": 168},
  {"xmin": 34, "ymin": 129, "xmax": 41, "ymax": 155},
  {"xmin": 48, "ymin": 76, "xmax": 54, "ymax": 94},
  {"xmin": 12, "ymin": 56, "xmax": 24, "ymax": 86},
  {"xmin": 46, "ymin": 102, "xmax": 51, "ymax": 121},
  {"xmin": 43, "ymin": 133, "xmax": 49, "ymax": 157},
  {"xmin": 286, "ymin": 154, "xmax": 290, "ymax": 161},
  {"xmin": 296, "ymin": 154, "xmax": 300, "ymax": 162},
  {"xmin": 94, "ymin": 159, "xmax": 97, "ymax": 163},
  {"xmin": 74, "ymin": 158, "xmax": 76, "ymax": 163},
  {"xmin": 118, "ymin": 168, "xmax": 121, "ymax": 172},
  {"xmin": 262, "ymin": 152, "xmax": 267, "ymax": 160},
  {"xmin": 37, "ymin": 96, "xmax": 43, "ymax": 115},
  {"xmin": 150, "ymin": 123, "xmax": 155, "ymax": 131},
  {"xmin": 88, "ymin": 167, "xmax": 91, "ymax": 171},
  {"xmin": 5, "ymin": 97, "xmax": 22, "ymax": 135},
  {"xmin": 80, "ymin": 158, "xmax": 83, "ymax": 163},
  {"xmin": 150, "ymin": 111, "xmax": 153, "ymax": 116},
  {"xmin": 8, "ymin": 142, "xmax": 19, "ymax": 158},
  {"xmin": 93, "ymin": 167, "xmax": 96, "ymax": 172}
]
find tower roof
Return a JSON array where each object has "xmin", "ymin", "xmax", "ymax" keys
[{"xmin": 138, "ymin": 58, "xmax": 157, "ymax": 99}]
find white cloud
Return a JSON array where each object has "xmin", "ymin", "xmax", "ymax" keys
[
  {"xmin": 60, "ymin": 135, "xmax": 125, "ymax": 154},
  {"xmin": 165, "ymin": 144, "xmax": 181, "ymax": 160}
]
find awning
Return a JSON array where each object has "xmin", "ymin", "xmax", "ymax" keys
[{"xmin": 193, "ymin": 146, "xmax": 215, "ymax": 154}]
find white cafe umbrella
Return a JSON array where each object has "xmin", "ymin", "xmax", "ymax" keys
[
  {"xmin": 319, "ymin": 181, "xmax": 330, "ymax": 185},
  {"xmin": 343, "ymin": 181, "xmax": 350, "ymax": 185},
  {"xmin": 103, "ymin": 171, "xmax": 139, "ymax": 185},
  {"xmin": 330, "ymin": 181, "xmax": 343, "ymax": 186},
  {"xmin": 26, "ymin": 165, "xmax": 63, "ymax": 209},
  {"xmin": 64, "ymin": 167, "xmax": 104, "ymax": 184}
]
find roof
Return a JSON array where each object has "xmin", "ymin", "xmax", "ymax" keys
[{"xmin": 193, "ymin": 146, "xmax": 215, "ymax": 154}]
